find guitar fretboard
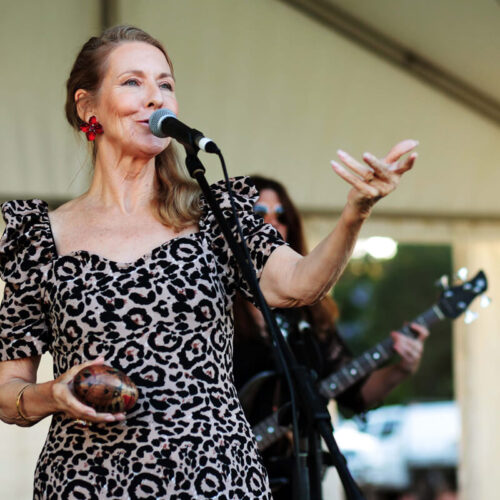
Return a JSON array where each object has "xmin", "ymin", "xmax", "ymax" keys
[
  {"xmin": 318, "ymin": 306, "xmax": 441, "ymax": 399},
  {"xmin": 252, "ymin": 305, "xmax": 443, "ymax": 450}
]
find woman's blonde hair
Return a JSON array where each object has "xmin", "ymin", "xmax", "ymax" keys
[{"xmin": 65, "ymin": 25, "xmax": 202, "ymax": 231}]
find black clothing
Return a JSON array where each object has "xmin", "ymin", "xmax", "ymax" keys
[{"xmin": 233, "ymin": 307, "xmax": 367, "ymax": 499}]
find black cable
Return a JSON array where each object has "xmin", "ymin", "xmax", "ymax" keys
[{"xmin": 215, "ymin": 150, "xmax": 303, "ymax": 495}]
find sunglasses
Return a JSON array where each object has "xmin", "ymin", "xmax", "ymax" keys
[{"xmin": 254, "ymin": 204, "xmax": 287, "ymax": 224}]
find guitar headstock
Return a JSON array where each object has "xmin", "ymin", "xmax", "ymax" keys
[{"xmin": 437, "ymin": 269, "xmax": 488, "ymax": 319}]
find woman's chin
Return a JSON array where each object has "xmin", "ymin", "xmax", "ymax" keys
[{"xmin": 127, "ymin": 138, "xmax": 171, "ymax": 159}]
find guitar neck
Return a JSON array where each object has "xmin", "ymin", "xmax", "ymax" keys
[
  {"xmin": 253, "ymin": 411, "xmax": 286, "ymax": 451},
  {"xmin": 253, "ymin": 304, "xmax": 445, "ymax": 451},
  {"xmin": 252, "ymin": 269, "xmax": 489, "ymax": 452},
  {"xmin": 318, "ymin": 304, "xmax": 444, "ymax": 400}
]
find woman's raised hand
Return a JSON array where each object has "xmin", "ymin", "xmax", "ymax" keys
[
  {"xmin": 50, "ymin": 357, "xmax": 126, "ymax": 424},
  {"xmin": 331, "ymin": 139, "xmax": 418, "ymax": 220}
]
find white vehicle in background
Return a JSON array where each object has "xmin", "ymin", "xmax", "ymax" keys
[{"xmin": 334, "ymin": 401, "xmax": 460, "ymax": 491}]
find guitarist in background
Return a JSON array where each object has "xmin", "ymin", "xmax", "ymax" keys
[{"xmin": 233, "ymin": 175, "xmax": 429, "ymax": 499}]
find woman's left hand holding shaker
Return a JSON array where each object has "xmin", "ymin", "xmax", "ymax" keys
[{"xmin": 49, "ymin": 357, "xmax": 127, "ymax": 426}]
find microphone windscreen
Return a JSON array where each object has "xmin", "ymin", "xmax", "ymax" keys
[{"xmin": 149, "ymin": 108, "xmax": 177, "ymax": 137}]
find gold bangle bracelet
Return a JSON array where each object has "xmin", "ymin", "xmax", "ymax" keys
[{"xmin": 16, "ymin": 383, "xmax": 38, "ymax": 423}]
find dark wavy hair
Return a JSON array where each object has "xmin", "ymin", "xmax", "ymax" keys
[
  {"xmin": 234, "ymin": 175, "xmax": 339, "ymax": 342},
  {"xmin": 65, "ymin": 25, "xmax": 201, "ymax": 231},
  {"xmin": 250, "ymin": 176, "xmax": 308, "ymax": 255}
]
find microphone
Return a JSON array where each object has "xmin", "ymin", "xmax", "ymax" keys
[{"xmin": 149, "ymin": 109, "xmax": 219, "ymax": 154}]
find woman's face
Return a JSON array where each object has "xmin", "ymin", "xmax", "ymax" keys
[
  {"xmin": 255, "ymin": 189, "xmax": 288, "ymax": 242},
  {"xmin": 90, "ymin": 41, "xmax": 178, "ymax": 158}
]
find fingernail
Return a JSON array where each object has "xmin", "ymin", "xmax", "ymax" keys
[
  {"xmin": 105, "ymin": 415, "xmax": 115, "ymax": 421},
  {"xmin": 363, "ymin": 152, "xmax": 374, "ymax": 159},
  {"xmin": 410, "ymin": 140, "xmax": 419, "ymax": 146},
  {"xmin": 337, "ymin": 149, "xmax": 346, "ymax": 157}
]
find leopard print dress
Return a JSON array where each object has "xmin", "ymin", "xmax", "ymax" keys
[{"xmin": 0, "ymin": 177, "xmax": 284, "ymax": 500}]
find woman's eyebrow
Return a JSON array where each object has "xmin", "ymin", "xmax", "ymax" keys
[{"xmin": 118, "ymin": 70, "xmax": 173, "ymax": 79}]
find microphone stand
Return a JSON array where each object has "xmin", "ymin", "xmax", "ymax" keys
[
  {"xmin": 291, "ymin": 320, "xmax": 329, "ymax": 500},
  {"xmin": 183, "ymin": 150, "xmax": 365, "ymax": 500}
]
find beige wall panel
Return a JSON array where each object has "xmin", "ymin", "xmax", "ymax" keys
[
  {"xmin": 118, "ymin": 0, "xmax": 500, "ymax": 216},
  {"xmin": 0, "ymin": 3, "xmax": 99, "ymax": 498},
  {"xmin": 453, "ymin": 237, "xmax": 500, "ymax": 500},
  {"xmin": 0, "ymin": 355, "xmax": 53, "ymax": 500},
  {"xmin": 326, "ymin": 0, "xmax": 500, "ymax": 103},
  {"xmin": 0, "ymin": 0, "xmax": 101, "ymax": 201},
  {"xmin": 303, "ymin": 213, "xmax": 500, "ymax": 249}
]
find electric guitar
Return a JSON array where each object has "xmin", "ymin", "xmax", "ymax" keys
[{"xmin": 245, "ymin": 270, "xmax": 488, "ymax": 451}]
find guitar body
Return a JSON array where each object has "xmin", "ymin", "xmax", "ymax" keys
[
  {"xmin": 238, "ymin": 370, "xmax": 277, "ymax": 418},
  {"xmin": 234, "ymin": 308, "xmax": 356, "ymax": 498},
  {"xmin": 236, "ymin": 308, "xmax": 356, "ymax": 422}
]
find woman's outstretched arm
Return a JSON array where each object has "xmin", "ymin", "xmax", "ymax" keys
[{"xmin": 260, "ymin": 139, "xmax": 418, "ymax": 308}]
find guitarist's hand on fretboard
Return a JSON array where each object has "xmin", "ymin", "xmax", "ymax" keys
[
  {"xmin": 359, "ymin": 322, "xmax": 430, "ymax": 408},
  {"xmin": 392, "ymin": 322, "xmax": 430, "ymax": 375}
]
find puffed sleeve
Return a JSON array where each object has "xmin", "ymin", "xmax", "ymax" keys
[
  {"xmin": 0, "ymin": 200, "xmax": 53, "ymax": 361},
  {"xmin": 199, "ymin": 176, "xmax": 286, "ymax": 303}
]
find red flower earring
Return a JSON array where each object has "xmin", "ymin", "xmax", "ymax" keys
[{"xmin": 79, "ymin": 116, "xmax": 103, "ymax": 141}]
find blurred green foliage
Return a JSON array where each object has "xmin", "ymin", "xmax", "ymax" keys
[{"xmin": 333, "ymin": 244, "xmax": 454, "ymax": 406}]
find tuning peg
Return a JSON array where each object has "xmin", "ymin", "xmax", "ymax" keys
[
  {"xmin": 456, "ymin": 267, "xmax": 469, "ymax": 281},
  {"xmin": 480, "ymin": 295, "xmax": 492, "ymax": 308},
  {"xmin": 473, "ymin": 278, "xmax": 487, "ymax": 294},
  {"xmin": 464, "ymin": 310, "xmax": 479, "ymax": 324},
  {"xmin": 436, "ymin": 275, "xmax": 449, "ymax": 289}
]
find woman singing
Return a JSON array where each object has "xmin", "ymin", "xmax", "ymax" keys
[{"xmin": 0, "ymin": 25, "xmax": 417, "ymax": 499}]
